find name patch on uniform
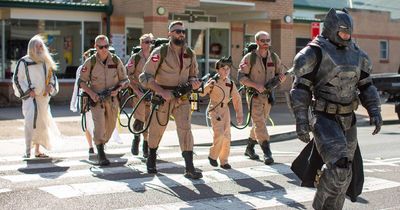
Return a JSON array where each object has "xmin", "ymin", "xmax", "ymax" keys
[
  {"xmin": 151, "ymin": 54, "xmax": 160, "ymax": 62},
  {"xmin": 240, "ymin": 61, "xmax": 248, "ymax": 69},
  {"xmin": 225, "ymin": 82, "xmax": 233, "ymax": 88},
  {"xmin": 81, "ymin": 66, "xmax": 87, "ymax": 72},
  {"xmin": 267, "ymin": 62, "xmax": 275, "ymax": 67},
  {"xmin": 183, "ymin": 53, "xmax": 190, "ymax": 58},
  {"xmin": 108, "ymin": 64, "xmax": 117, "ymax": 68}
]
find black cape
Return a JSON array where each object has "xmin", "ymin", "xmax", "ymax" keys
[{"xmin": 290, "ymin": 139, "xmax": 364, "ymax": 202}]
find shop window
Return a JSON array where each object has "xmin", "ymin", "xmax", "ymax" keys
[
  {"xmin": 126, "ymin": 27, "xmax": 142, "ymax": 56},
  {"xmin": 4, "ymin": 19, "xmax": 38, "ymax": 79},
  {"xmin": 296, "ymin": 38, "xmax": 311, "ymax": 54},
  {"xmin": 209, "ymin": 28, "xmax": 229, "ymax": 73},
  {"xmin": 380, "ymin": 40, "xmax": 389, "ymax": 60},
  {"xmin": 44, "ymin": 20, "xmax": 82, "ymax": 78},
  {"xmin": 84, "ymin": 22, "xmax": 100, "ymax": 55}
]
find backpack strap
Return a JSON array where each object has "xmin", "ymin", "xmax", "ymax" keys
[
  {"xmin": 155, "ymin": 44, "xmax": 169, "ymax": 77},
  {"xmin": 230, "ymin": 80, "xmax": 234, "ymax": 95},
  {"xmin": 155, "ymin": 44, "xmax": 195, "ymax": 77},
  {"xmin": 249, "ymin": 52, "xmax": 257, "ymax": 75},
  {"xmin": 89, "ymin": 55, "xmax": 96, "ymax": 84},
  {"xmin": 133, "ymin": 52, "xmax": 141, "ymax": 69},
  {"xmin": 270, "ymin": 51, "xmax": 279, "ymax": 73}
]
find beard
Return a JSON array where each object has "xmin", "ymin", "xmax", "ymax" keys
[
  {"xmin": 31, "ymin": 51, "xmax": 45, "ymax": 63},
  {"xmin": 172, "ymin": 37, "xmax": 185, "ymax": 46}
]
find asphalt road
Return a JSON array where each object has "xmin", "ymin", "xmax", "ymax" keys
[{"xmin": 0, "ymin": 124, "xmax": 399, "ymax": 210}]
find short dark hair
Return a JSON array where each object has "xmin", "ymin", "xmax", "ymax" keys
[{"xmin": 168, "ymin": 21, "xmax": 184, "ymax": 32}]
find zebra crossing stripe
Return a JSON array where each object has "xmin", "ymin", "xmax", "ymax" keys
[
  {"xmin": 0, "ymin": 148, "xmax": 296, "ymax": 172},
  {"xmin": 0, "ymin": 155, "xmax": 286, "ymax": 183},
  {"xmin": 0, "ymin": 188, "xmax": 12, "ymax": 194},
  {"xmin": 124, "ymin": 177, "xmax": 400, "ymax": 210},
  {"xmin": 39, "ymin": 164, "xmax": 293, "ymax": 198}
]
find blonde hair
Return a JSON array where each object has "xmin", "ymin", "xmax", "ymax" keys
[
  {"xmin": 94, "ymin": 35, "xmax": 109, "ymax": 45},
  {"xmin": 27, "ymin": 34, "xmax": 57, "ymax": 70},
  {"xmin": 140, "ymin": 33, "xmax": 155, "ymax": 43},
  {"xmin": 254, "ymin": 31, "xmax": 270, "ymax": 41}
]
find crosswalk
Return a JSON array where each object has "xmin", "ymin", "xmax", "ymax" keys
[{"xmin": 1, "ymin": 145, "xmax": 400, "ymax": 209}]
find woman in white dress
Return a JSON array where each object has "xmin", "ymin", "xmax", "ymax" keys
[{"xmin": 12, "ymin": 35, "xmax": 61, "ymax": 158}]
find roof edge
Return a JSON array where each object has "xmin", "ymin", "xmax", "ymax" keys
[{"xmin": 0, "ymin": 0, "xmax": 109, "ymax": 13}]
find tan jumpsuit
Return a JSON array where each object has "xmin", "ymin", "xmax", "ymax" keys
[
  {"xmin": 238, "ymin": 49, "xmax": 282, "ymax": 144},
  {"xmin": 201, "ymin": 77, "xmax": 243, "ymax": 165},
  {"xmin": 80, "ymin": 52, "xmax": 128, "ymax": 145},
  {"xmin": 141, "ymin": 43, "xmax": 199, "ymax": 151},
  {"xmin": 126, "ymin": 51, "xmax": 151, "ymax": 139}
]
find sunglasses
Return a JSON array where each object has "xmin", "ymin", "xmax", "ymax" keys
[
  {"xmin": 172, "ymin": 29, "xmax": 186, "ymax": 35},
  {"xmin": 259, "ymin": 39, "xmax": 271, "ymax": 43},
  {"xmin": 97, "ymin": 45, "xmax": 109, "ymax": 50},
  {"xmin": 143, "ymin": 40, "xmax": 154, "ymax": 44}
]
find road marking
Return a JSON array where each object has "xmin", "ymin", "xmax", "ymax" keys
[
  {"xmin": 0, "ymin": 188, "xmax": 11, "ymax": 194},
  {"xmin": 1, "ymin": 155, "xmax": 288, "ymax": 183},
  {"xmin": 39, "ymin": 164, "xmax": 293, "ymax": 198},
  {"xmin": 124, "ymin": 177, "xmax": 400, "ymax": 210},
  {"xmin": 0, "ymin": 148, "xmax": 296, "ymax": 172}
]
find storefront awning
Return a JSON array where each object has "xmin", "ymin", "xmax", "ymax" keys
[
  {"xmin": 0, "ymin": 0, "xmax": 109, "ymax": 13},
  {"xmin": 193, "ymin": 0, "xmax": 268, "ymax": 21}
]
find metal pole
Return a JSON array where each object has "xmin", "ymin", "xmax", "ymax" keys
[{"xmin": 1, "ymin": 20, "xmax": 5, "ymax": 79}]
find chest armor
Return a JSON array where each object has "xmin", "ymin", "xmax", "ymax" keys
[{"xmin": 313, "ymin": 38, "xmax": 361, "ymax": 104}]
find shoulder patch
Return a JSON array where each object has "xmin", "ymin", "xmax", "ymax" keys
[
  {"xmin": 151, "ymin": 54, "xmax": 160, "ymax": 62},
  {"xmin": 81, "ymin": 66, "xmax": 87, "ymax": 72},
  {"xmin": 240, "ymin": 61, "xmax": 248, "ymax": 69},
  {"xmin": 127, "ymin": 60, "xmax": 134, "ymax": 68}
]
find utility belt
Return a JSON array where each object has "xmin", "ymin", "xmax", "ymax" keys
[
  {"xmin": 160, "ymin": 84, "xmax": 191, "ymax": 101},
  {"xmin": 246, "ymin": 87, "xmax": 270, "ymax": 97},
  {"xmin": 312, "ymin": 98, "xmax": 359, "ymax": 115},
  {"xmin": 246, "ymin": 87, "xmax": 275, "ymax": 105}
]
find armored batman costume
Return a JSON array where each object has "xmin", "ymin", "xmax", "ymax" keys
[{"xmin": 289, "ymin": 8, "xmax": 382, "ymax": 210}]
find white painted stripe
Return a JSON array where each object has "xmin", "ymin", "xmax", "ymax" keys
[
  {"xmin": 39, "ymin": 164, "xmax": 293, "ymax": 198},
  {"xmin": 0, "ymin": 188, "xmax": 12, "ymax": 194},
  {"xmin": 125, "ymin": 177, "xmax": 400, "ymax": 210},
  {"xmin": 1, "ymin": 155, "xmax": 288, "ymax": 183},
  {"xmin": 0, "ymin": 148, "xmax": 296, "ymax": 172}
]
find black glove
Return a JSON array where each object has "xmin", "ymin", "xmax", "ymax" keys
[
  {"xmin": 369, "ymin": 112, "xmax": 383, "ymax": 135},
  {"xmin": 296, "ymin": 123, "xmax": 311, "ymax": 143}
]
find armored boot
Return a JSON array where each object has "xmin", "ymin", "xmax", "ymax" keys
[
  {"xmin": 182, "ymin": 151, "xmax": 203, "ymax": 179},
  {"xmin": 261, "ymin": 141, "xmax": 274, "ymax": 165},
  {"xmin": 244, "ymin": 138, "xmax": 260, "ymax": 160},
  {"xmin": 142, "ymin": 140, "xmax": 149, "ymax": 158},
  {"xmin": 131, "ymin": 135, "xmax": 140, "ymax": 156},
  {"xmin": 96, "ymin": 144, "xmax": 110, "ymax": 166},
  {"xmin": 146, "ymin": 147, "xmax": 158, "ymax": 174}
]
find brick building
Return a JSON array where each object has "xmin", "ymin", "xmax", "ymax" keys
[{"xmin": 0, "ymin": 0, "xmax": 399, "ymax": 106}]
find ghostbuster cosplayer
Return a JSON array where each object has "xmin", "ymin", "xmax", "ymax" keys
[
  {"xmin": 126, "ymin": 33, "xmax": 154, "ymax": 158},
  {"xmin": 238, "ymin": 31, "xmax": 286, "ymax": 165},
  {"xmin": 139, "ymin": 21, "xmax": 203, "ymax": 179},
  {"xmin": 290, "ymin": 8, "xmax": 382, "ymax": 210}
]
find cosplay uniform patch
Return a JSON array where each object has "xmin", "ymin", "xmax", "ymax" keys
[{"xmin": 151, "ymin": 54, "xmax": 160, "ymax": 62}]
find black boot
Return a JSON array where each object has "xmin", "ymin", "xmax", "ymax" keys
[
  {"xmin": 182, "ymin": 151, "xmax": 203, "ymax": 179},
  {"xmin": 244, "ymin": 138, "xmax": 260, "ymax": 160},
  {"xmin": 146, "ymin": 147, "xmax": 158, "ymax": 174},
  {"xmin": 261, "ymin": 141, "xmax": 274, "ymax": 165},
  {"xmin": 131, "ymin": 135, "xmax": 140, "ymax": 156},
  {"xmin": 142, "ymin": 140, "xmax": 149, "ymax": 158},
  {"xmin": 96, "ymin": 144, "xmax": 110, "ymax": 166}
]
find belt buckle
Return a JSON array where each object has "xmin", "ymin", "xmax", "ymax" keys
[{"xmin": 325, "ymin": 103, "xmax": 337, "ymax": 114}]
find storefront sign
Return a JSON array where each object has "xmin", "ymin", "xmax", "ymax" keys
[{"xmin": 111, "ymin": 34, "xmax": 126, "ymax": 59}]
